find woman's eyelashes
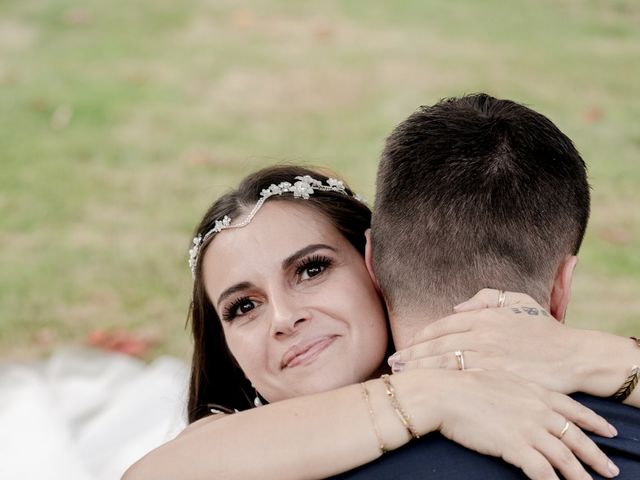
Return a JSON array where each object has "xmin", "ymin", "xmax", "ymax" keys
[
  {"xmin": 294, "ymin": 254, "xmax": 334, "ymax": 281},
  {"xmin": 222, "ymin": 297, "xmax": 258, "ymax": 322},
  {"xmin": 221, "ymin": 255, "xmax": 334, "ymax": 322}
]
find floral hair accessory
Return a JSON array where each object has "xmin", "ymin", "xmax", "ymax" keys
[{"xmin": 188, "ymin": 175, "xmax": 366, "ymax": 278}]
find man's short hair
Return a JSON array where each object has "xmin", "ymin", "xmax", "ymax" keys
[{"xmin": 371, "ymin": 93, "xmax": 590, "ymax": 316}]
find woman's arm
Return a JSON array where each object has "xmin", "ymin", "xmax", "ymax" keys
[
  {"xmin": 391, "ymin": 288, "xmax": 640, "ymax": 407},
  {"xmin": 123, "ymin": 369, "xmax": 617, "ymax": 480}
]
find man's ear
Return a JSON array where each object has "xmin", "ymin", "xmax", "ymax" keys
[
  {"xmin": 549, "ymin": 255, "xmax": 578, "ymax": 322},
  {"xmin": 364, "ymin": 229, "xmax": 382, "ymax": 292}
]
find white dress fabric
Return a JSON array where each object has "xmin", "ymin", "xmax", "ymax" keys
[{"xmin": 0, "ymin": 347, "xmax": 189, "ymax": 480}]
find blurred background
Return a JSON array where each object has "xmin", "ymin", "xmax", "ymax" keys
[{"xmin": 1, "ymin": 0, "xmax": 639, "ymax": 363}]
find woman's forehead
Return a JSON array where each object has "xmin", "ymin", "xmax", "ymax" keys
[
  {"xmin": 202, "ymin": 202, "xmax": 347, "ymax": 284},
  {"xmin": 218, "ymin": 202, "xmax": 340, "ymax": 246}
]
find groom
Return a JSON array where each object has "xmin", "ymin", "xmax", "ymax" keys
[{"xmin": 337, "ymin": 94, "xmax": 640, "ymax": 478}]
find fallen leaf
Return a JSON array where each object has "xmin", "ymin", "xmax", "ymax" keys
[
  {"xmin": 231, "ymin": 9, "xmax": 256, "ymax": 28},
  {"xmin": 65, "ymin": 9, "xmax": 91, "ymax": 26},
  {"xmin": 85, "ymin": 328, "xmax": 158, "ymax": 357},
  {"xmin": 583, "ymin": 106, "xmax": 603, "ymax": 124},
  {"xmin": 314, "ymin": 25, "xmax": 333, "ymax": 42}
]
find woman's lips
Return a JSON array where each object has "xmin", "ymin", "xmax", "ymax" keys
[{"xmin": 281, "ymin": 335, "xmax": 337, "ymax": 369}]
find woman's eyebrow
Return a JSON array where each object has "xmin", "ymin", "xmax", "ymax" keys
[
  {"xmin": 216, "ymin": 244, "xmax": 336, "ymax": 307},
  {"xmin": 217, "ymin": 282, "xmax": 253, "ymax": 309},
  {"xmin": 281, "ymin": 244, "xmax": 337, "ymax": 270}
]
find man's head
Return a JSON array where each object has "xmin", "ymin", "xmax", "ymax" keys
[{"xmin": 368, "ymin": 93, "xmax": 590, "ymax": 339}]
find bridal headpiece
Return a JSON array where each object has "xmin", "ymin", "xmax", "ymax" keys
[{"xmin": 188, "ymin": 175, "xmax": 366, "ymax": 278}]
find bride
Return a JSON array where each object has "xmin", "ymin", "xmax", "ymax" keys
[{"xmin": 124, "ymin": 165, "xmax": 631, "ymax": 480}]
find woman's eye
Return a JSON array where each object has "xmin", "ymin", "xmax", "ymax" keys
[
  {"xmin": 223, "ymin": 298, "xmax": 257, "ymax": 321},
  {"xmin": 296, "ymin": 255, "xmax": 333, "ymax": 281},
  {"xmin": 300, "ymin": 262, "xmax": 325, "ymax": 280},
  {"xmin": 236, "ymin": 299, "xmax": 256, "ymax": 314}
]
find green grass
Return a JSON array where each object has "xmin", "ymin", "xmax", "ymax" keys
[{"xmin": 1, "ymin": 0, "xmax": 639, "ymax": 360}]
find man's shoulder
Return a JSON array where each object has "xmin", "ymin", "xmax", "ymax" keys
[{"xmin": 331, "ymin": 394, "xmax": 640, "ymax": 480}]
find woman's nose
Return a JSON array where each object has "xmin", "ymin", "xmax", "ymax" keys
[{"xmin": 269, "ymin": 290, "xmax": 309, "ymax": 337}]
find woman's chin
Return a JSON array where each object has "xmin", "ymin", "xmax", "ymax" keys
[
  {"xmin": 261, "ymin": 341, "xmax": 387, "ymax": 402},
  {"xmin": 277, "ymin": 368, "xmax": 375, "ymax": 401}
]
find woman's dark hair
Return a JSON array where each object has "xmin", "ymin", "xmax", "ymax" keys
[{"xmin": 187, "ymin": 165, "xmax": 373, "ymax": 422}]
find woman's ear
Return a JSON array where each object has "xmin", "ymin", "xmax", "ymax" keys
[
  {"xmin": 364, "ymin": 229, "xmax": 382, "ymax": 292},
  {"xmin": 549, "ymin": 255, "xmax": 578, "ymax": 322}
]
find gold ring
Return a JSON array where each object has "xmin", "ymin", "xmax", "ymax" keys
[
  {"xmin": 454, "ymin": 350, "xmax": 466, "ymax": 371},
  {"xmin": 558, "ymin": 421, "xmax": 570, "ymax": 439},
  {"xmin": 497, "ymin": 290, "xmax": 506, "ymax": 308}
]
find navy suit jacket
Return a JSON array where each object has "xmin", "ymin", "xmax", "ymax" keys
[{"xmin": 331, "ymin": 394, "xmax": 640, "ymax": 479}]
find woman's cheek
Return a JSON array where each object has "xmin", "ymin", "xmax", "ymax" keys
[{"xmin": 223, "ymin": 331, "xmax": 258, "ymax": 376}]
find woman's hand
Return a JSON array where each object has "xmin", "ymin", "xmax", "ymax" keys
[
  {"xmin": 396, "ymin": 369, "xmax": 619, "ymax": 479},
  {"xmin": 388, "ymin": 288, "xmax": 635, "ymax": 398}
]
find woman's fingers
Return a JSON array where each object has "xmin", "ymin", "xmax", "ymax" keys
[
  {"xmin": 453, "ymin": 288, "xmax": 536, "ymax": 312},
  {"xmin": 389, "ymin": 332, "xmax": 472, "ymax": 365},
  {"xmin": 534, "ymin": 432, "xmax": 593, "ymax": 480},
  {"xmin": 392, "ymin": 355, "xmax": 448, "ymax": 373},
  {"xmin": 393, "ymin": 351, "xmax": 482, "ymax": 373},
  {"xmin": 503, "ymin": 447, "xmax": 560, "ymax": 480},
  {"xmin": 396, "ymin": 297, "xmax": 580, "ymax": 394},
  {"xmin": 519, "ymin": 407, "xmax": 618, "ymax": 480},
  {"xmin": 551, "ymin": 422, "xmax": 620, "ymax": 478},
  {"xmin": 548, "ymin": 391, "xmax": 617, "ymax": 438},
  {"xmin": 507, "ymin": 426, "xmax": 615, "ymax": 480},
  {"xmin": 536, "ymin": 391, "xmax": 619, "ymax": 478},
  {"xmin": 433, "ymin": 370, "xmax": 620, "ymax": 480}
]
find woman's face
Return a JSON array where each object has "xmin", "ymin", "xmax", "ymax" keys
[{"xmin": 202, "ymin": 201, "xmax": 388, "ymax": 403}]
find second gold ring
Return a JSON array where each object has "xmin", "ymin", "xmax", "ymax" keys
[
  {"xmin": 497, "ymin": 290, "xmax": 506, "ymax": 308},
  {"xmin": 454, "ymin": 350, "xmax": 466, "ymax": 371}
]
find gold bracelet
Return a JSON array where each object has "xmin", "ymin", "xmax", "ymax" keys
[
  {"xmin": 611, "ymin": 365, "xmax": 640, "ymax": 402},
  {"xmin": 380, "ymin": 374, "xmax": 420, "ymax": 439},
  {"xmin": 360, "ymin": 383, "xmax": 387, "ymax": 454}
]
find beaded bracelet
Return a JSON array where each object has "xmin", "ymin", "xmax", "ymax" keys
[
  {"xmin": 380, "ymin": 374, "xmax": 420, "ymax": 440},
  {"xmin": 360, "ymin": 383, "xmax": 387, "ymax": 454}
]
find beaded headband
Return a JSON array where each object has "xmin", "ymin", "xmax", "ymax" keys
[{"xmin": 188, "ymin": 175, "xmax": 365, "ymax": 278}]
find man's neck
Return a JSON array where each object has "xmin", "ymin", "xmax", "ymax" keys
[{"xmin": 388, "ymin": 310, "xmax": 442, "ymax": 351}]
